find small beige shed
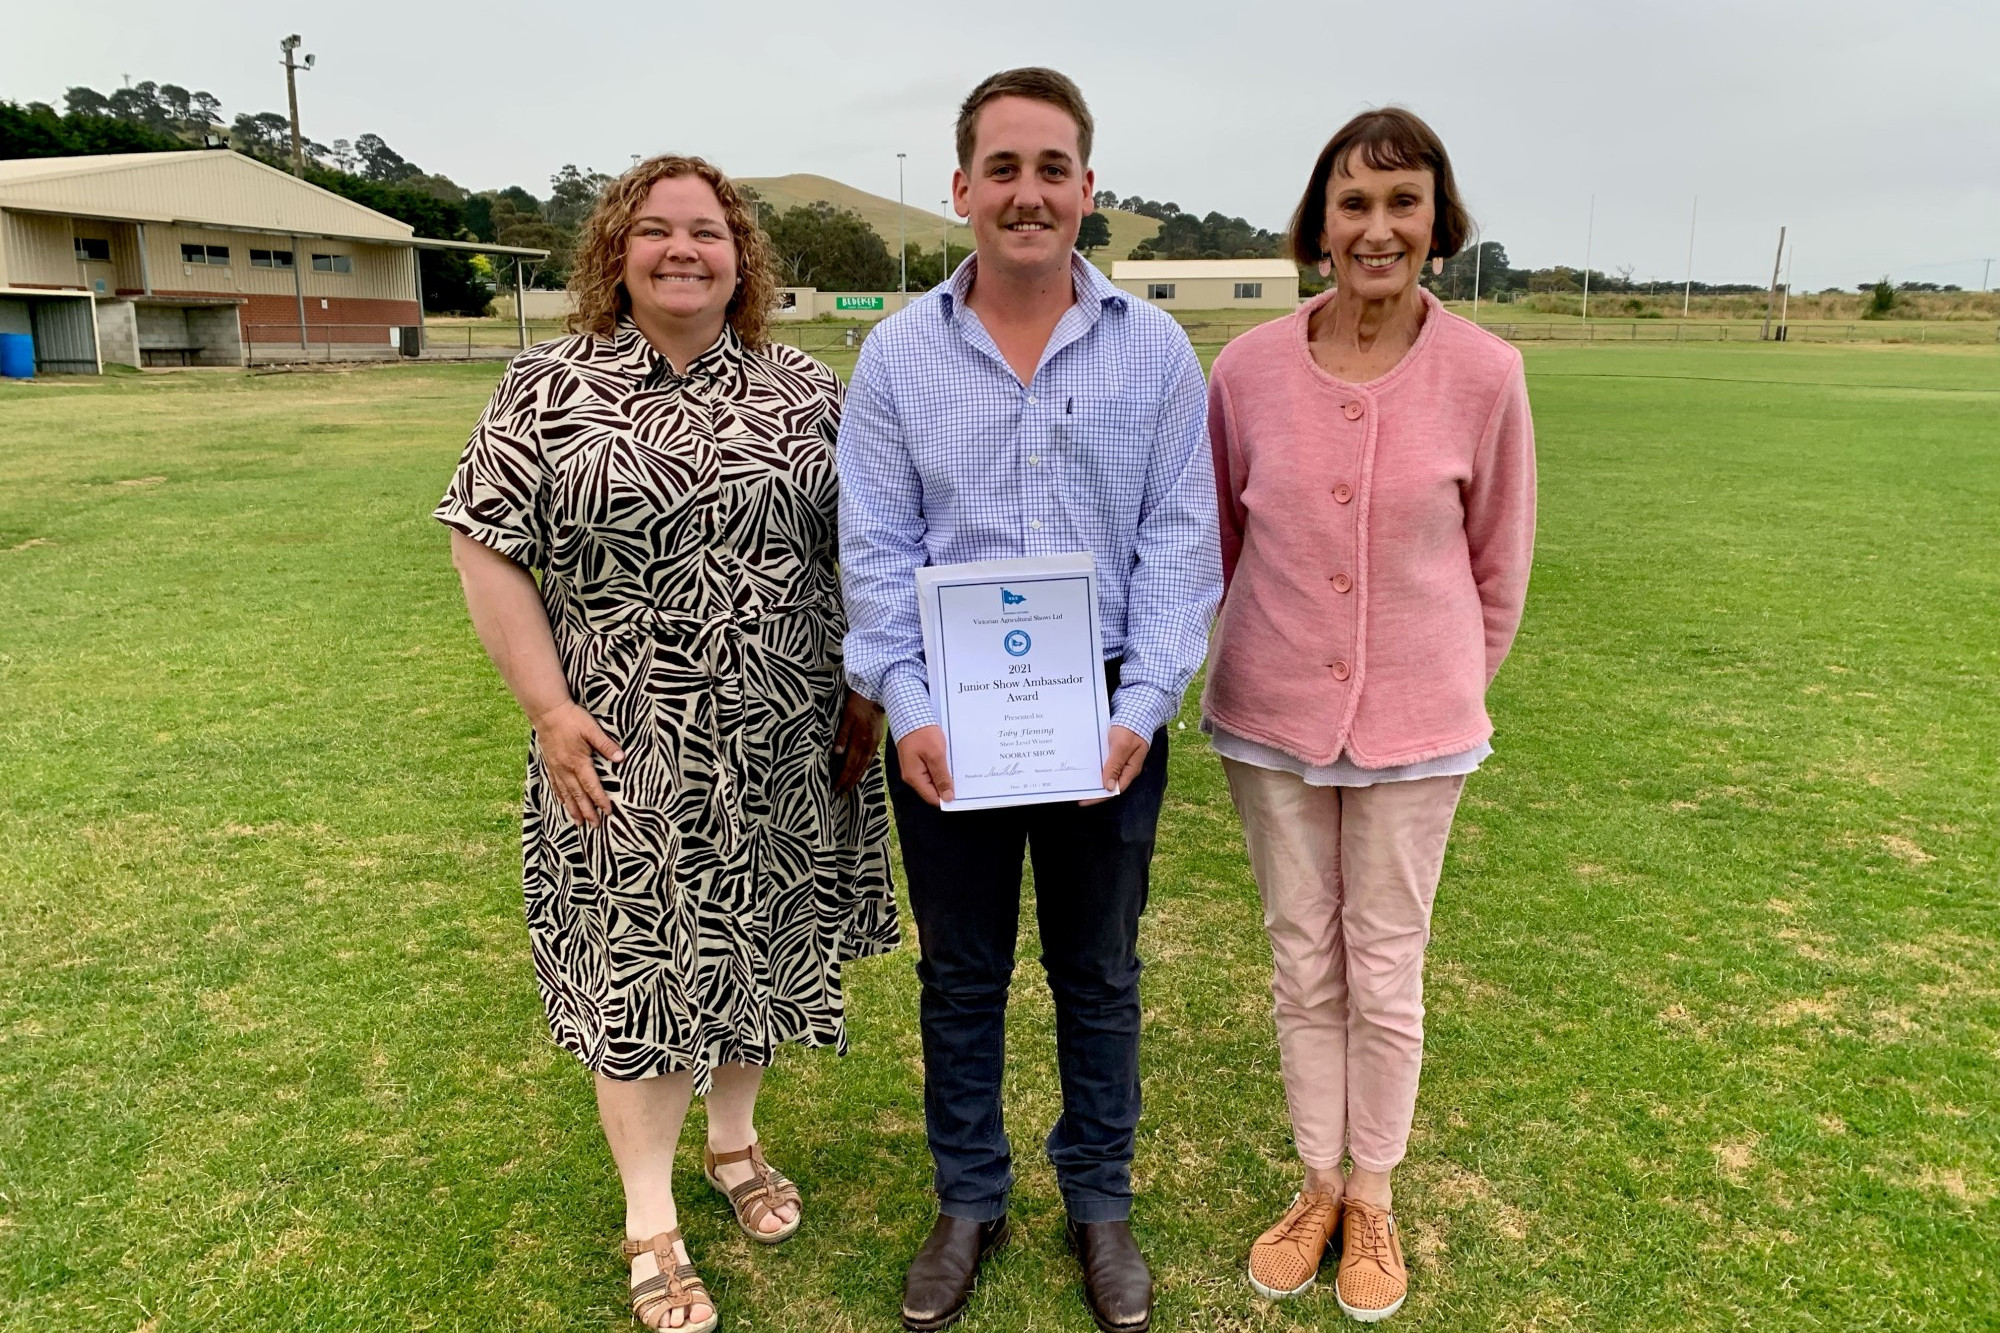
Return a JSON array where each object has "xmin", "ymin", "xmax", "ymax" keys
[{"xmin": 1109, "ymin": 258, "xmax": 1300, "ymax": 311}]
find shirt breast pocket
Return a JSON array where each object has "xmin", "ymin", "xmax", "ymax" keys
[{"xmin": 1058, "ymin": 394, "xmax": 1154, "ymax": 533}]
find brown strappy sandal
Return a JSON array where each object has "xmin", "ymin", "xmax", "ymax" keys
[
  {"xmin": 621, "ymin": 1228, "xmax": 717, "ymax": 1333},
  {"xmin": 703, "ymin": 1141, "xmax": 802, "ymax": 1244}
]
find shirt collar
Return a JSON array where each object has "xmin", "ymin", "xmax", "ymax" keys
[
  {"xmin": 940, "ymin": 249, "xmax": 1128, "ymax": 325},
  {"xmin": 613, "ymin": 318, "xmax": 743, "ymax": 387}
]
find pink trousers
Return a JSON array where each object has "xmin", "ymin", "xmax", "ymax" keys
[{"xmin": 1222, "ymin": 759, "xmax": 1465, "ymax": 1173}]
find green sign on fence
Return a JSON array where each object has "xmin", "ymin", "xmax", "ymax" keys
[{"xmin": 835, "ymin": 296, "xmax": 885, "ymax": 310}]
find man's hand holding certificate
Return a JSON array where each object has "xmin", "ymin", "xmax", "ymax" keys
[{"xmin": 909, "ymin": 554, "xmax": 1129, "ymax": 811}]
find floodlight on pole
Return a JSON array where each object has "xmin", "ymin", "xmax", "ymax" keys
[
  {"xmin": 279, "ymin": 34, "xmax": 314, "ymax": 179},
  {"xmin": 1682, "ymin": 196, "xmax": 1698, "ymax": 320},
  {"xmin": 897, "ymin": 153, "xmax": 908, "ymax": 296}
]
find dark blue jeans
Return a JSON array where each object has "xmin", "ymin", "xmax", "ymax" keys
[{"xmin": 886, "ymin": 727, "xmax": 1169, "ymax": 1225}]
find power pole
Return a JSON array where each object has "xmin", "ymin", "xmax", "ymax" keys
[
  {"xmin": 1682, "ymin": 196, "xmax": 1697, "ymax": 319},
  {"xmin": 1777, "ymin": 241, "xmax": 1794, "ymax": 338},
  {"xmin": 1984, "ymin": 258, "xmax": 1994, "ymax": 292},
  {"xmin": 896, "ymin": 153, "xmax": 908, "ymax": 296},
  {"xmin": 941, "ymin": 199, "xmax": 950, "ymax": 285},
  {"xmin": 279, "ymin": 35, "xmax": 314, "ymax": 177},
  {"xmin": 1471, "ymin": 225, "xmax": 1483, "ymax": 324},
  {"xmin": 1760, "ymin": 225, "xmax": 1786, "ymax": 341}
]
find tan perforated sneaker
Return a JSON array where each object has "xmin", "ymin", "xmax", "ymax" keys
[
  {"xmin": 1247, "ymin": 1191, "xmax": 1339, "ymax": 1299},
  {"xmin": 1335, "ymin": 1197, "xmax": 1407, "ymax": 1322}
]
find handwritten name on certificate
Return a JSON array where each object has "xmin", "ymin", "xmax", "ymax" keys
[{"xmin": 916, "ymin": 554, "xmax": 1113, "ymax": 811}]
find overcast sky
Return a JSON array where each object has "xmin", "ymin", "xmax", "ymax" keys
[{"xmin": 8, "ymin": 1, "xmax": 1997, "ymax": 292}]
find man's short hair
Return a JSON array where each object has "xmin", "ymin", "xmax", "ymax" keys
[{"xmin": 956, "ymin": 67, "xmax": 1094, "ymax": 171}]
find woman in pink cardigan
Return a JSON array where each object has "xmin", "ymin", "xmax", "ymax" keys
[{"xmin": 1205, "ymin": 107, "xmax": 1535, "ymax": 1319}]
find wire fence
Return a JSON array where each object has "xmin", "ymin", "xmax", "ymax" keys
[{"xmin": 235, "ymin": 312, "xmax": 2000, "ymax": 369}]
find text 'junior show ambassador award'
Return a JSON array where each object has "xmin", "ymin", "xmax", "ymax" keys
[{"xmin": 915, "ymin": 553, "xmax": 1114, "ymax": 811}]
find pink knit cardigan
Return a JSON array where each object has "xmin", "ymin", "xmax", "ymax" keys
[{"xmin": 1202, "ymin": 288, "xmax": 1536, "ymax": 768}]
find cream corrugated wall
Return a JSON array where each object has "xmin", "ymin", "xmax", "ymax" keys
[
  {"xmin": 144, "ymin": 225, "xmax": 413, "ymax": 302},
  {"xmin": 3, "ymin": 211, "xmax": 79, "ymax": 287}
]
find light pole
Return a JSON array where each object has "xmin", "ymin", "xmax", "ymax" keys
[
  {"xmin": 1471, "ymin": 224, "xmax": 1482, "ymax": 324},
  {"xmin": 897, "ymin": 153, "xmax": 908, "ymax": 295},
  {"xmin": 1682, "ymin": 196, "xmax": 1698, "ymax": 319},
  {"xmin": 941, "ymin": 199, "xmax": 951, "ymax": 285},
  {"xmin": 1581, "ymin": 193, "xmax": 1594, "ymax": 323},
  {"xmin": 279, "ymin": 35, "xmax": 314, "ymax": 178}
]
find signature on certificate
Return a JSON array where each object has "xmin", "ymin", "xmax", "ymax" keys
[{"xmin": 964, "ymin": 761, "xmax": 1025, "ymax": 778}]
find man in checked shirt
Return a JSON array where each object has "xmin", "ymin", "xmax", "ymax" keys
[{"xmin": 837, "ymin": 67, "xmax": 1221, "ymax": 1333}]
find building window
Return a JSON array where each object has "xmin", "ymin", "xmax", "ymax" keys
[
  {"xmin": 1233, "ymin": 282, "xmax": 1264, "ymax": 299},
  {"xmin": 74, "ymin": 237, "xmax": 112, "ymax": 262},
  {"xmin": 1146, "ymin": 283, "xmax": 1176, "ymax": 300},
  {"xmin": 250, "ymin": 248, "xmax": 296, "ymax": 270},
  {"xmin": 312, "ymin": 253, "xmax": 353, "ymax": 274},
  {"xmin": 180, "ymin": 243, "xmax": 230, "ymax": 265}
]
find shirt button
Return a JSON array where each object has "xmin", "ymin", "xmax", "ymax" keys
[
  {"xmin": 1330, "ymin": 660, "xmax": 1352, "ymax": 680},
  {"xmin": 1028, "ymin": 455, "xmax": 1040, "ymax": 465},
  {"xmin": 1030, "ymin": 519, "xmax": 1043, "ymax": 530},
  {"xmin": 1027, "ymin": 394, "xmax": 1038, "ymax": 404},
  {"xmin": 1332, "ymin": 573, "xmax": 1352, "ymax": 593},
  {"xmin": 1344, "ymin": 400, "xmax": 1364, "ymax": 421},
  {"xmin": 1333, "ymin": 483, "xmax": 1354, "ymax": 504}
]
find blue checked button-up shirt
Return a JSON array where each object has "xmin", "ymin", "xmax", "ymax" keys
[{"xmin": 838, "ymin": 251, "xmax": 1222, "ymax": 743}]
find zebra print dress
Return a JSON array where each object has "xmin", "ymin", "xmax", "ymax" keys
[{"xmin": 436, "ymin": 322, "xmax": 898, "ymax": 1086}]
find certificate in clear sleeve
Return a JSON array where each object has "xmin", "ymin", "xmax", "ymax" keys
[{"xmin": 915, "ymin": 553, "xmax": 1113, "ymax": 811}]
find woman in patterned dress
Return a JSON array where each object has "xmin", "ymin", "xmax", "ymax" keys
[{"xmin": 437, "ymin": 155, "xmax": 898, "ymax": 1332}]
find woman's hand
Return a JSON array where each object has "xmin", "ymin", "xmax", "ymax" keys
[
  {"xmin": 531, "ymin": 701, "xmax": 625, "ymax": 827},
  {"xmin": 831, "ymin": 690, "xmax": 886, "ymax": 792}
]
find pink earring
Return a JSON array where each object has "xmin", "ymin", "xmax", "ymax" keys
[
  {"xmin": 1317, "ymin": 257, "xmax": 1333, "ymax": 278},
  {"xmin": 1431, "ymin": 256, "xmax": 1445, "ymax": 275}
]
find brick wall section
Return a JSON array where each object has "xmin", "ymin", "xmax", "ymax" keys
[{"xmin": 162, "ymin": 291, "xmax": 422, "ymax": 342}]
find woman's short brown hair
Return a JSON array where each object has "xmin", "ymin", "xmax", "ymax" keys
[
  {"xmin": 1286, "ymin": 107, "xmax": 1471, "ymax": 267},
  {"xmin": 955, "ymin": 67, "xmax": 1094, "ymax": 170},
  {"xmin": 565, "ymin": 154, "xmax": 776, "ymax": 350}
]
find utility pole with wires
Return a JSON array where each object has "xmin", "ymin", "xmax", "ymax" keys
[
  {"xmin": 279, "ymin": 35, "xmax": 314, "ymax": 177},
  {"xmin": 1760, "ymin": 225, "xmax": 1786, "ymax": 341},
  {"xmin": 896, "ymin": 153, "xmax": 908, "ymax": 296},
  {"xmin": 1682, "ymin": 196, "xmax": 1698, "ymax": 319}
]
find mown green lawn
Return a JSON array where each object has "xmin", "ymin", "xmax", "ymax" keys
[{"xmin": 2, "ymin": 342, "xmax": 1996, "ymax": 1332}]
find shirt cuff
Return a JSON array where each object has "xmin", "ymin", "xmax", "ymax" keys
[
  {"xmin": 883, "ymin": 667, "xmax": 938, "ymax": 743},
  {"xmin": 1109, "ymin": 681, "xmax": 1176, "ymax": 740}
]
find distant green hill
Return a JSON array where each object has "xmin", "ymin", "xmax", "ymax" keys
[{"xmin": 738, "ymin": 174, "xmax": 967, "ymax": 256}]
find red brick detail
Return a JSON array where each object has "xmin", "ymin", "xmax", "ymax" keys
[{"xmin": 238, "ymin": 293, "xmax": 422, "ymax": 343}]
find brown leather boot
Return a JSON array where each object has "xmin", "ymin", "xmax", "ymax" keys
[
  {"xmin": 901, "ymin": 1214, "xmax": 1009, "ymax": 1332},
  {"xmin": 1066, "ymin": 1218, "xmax": 1153, "ymax": 1332}
]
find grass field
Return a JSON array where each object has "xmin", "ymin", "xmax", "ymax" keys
[{"xmin": 2, "ymin": 341, "xmax": 1997, "ymax": 1332}]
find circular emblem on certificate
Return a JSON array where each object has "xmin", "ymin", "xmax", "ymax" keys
[{"xmin": 1003, "ymin": 629, "xmax": 1032, "ymax": 657}]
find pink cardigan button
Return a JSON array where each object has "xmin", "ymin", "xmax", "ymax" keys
[
  {"xmin": 1343, "ymin": 400, "xmax": 1363, "ymax": 420},
  {"xmin": 1330, "ymin": 660, "xmax": 1351, "ymax": 680},
  {"xmin": 1332, "ymin": 483, "xmax": 1354, "ymax": 504}
]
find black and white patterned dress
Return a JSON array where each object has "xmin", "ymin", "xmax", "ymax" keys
[{"xmin": 436, "ymin": 322, "xmax": 898, "ymax": 1086}]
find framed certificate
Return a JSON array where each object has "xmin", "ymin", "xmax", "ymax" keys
[{"xmin": 915, "ymin": 553, "xmax": 1114, "ymax": 811}]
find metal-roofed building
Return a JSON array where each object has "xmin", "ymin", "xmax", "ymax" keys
[
  {"xmin": 1109, "ymin": 258, "xmax": 1300, "ymax": 310},
  {"xmin": 0, "ymin": 150, "xmax": 543, "ymax": 372}
]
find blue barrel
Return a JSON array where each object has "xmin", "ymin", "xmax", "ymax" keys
[{"xmin": 0, "ymin": 332, "xmax": 32, "ymax": 379}]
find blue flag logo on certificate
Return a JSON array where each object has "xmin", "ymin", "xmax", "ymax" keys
[{"xmin": 915, "ymin": 553, "xmax": 1113, "ymax": 811}]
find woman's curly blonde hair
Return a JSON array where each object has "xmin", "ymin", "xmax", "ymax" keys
[{"xmin": 565, "ymin": 154, "xmax": 775, "ymax": 350}]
